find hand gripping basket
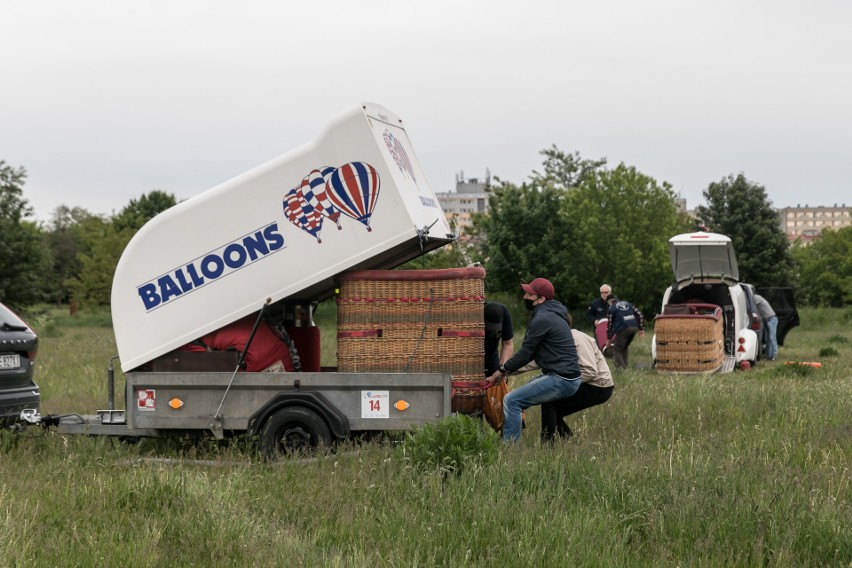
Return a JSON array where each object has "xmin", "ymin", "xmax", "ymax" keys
[
  {"xmin": 336, "ymin": 267, "xmax": 486, "ymax": 413},
  {"xmin": 654, "ymin": 303, "xmax": 725, "ymax": 373}
]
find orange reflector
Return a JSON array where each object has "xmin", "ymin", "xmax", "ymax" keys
[
  {"xmin": 737, "ymin": 345, "xmax": 745, "ymax": 352},
  {"xmin": 394, "ymin": 400, "xmax": 410, "ymax": 411},
  {"xmin": 168, "ymin": 398, "xmax": 184, "ymax": 409}
]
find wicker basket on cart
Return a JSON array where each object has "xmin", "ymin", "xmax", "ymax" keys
[
  {"xmin": 654, "ymin": 304, "xmax": 725, "ymax": 373},
  {"xmin": 336, "ymin": 267, "xmax": 486, "ymax": 413}
]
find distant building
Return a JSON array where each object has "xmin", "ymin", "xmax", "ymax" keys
[
  {"xmin": 435, "ymin": 171, "xmax": 492, "ymax": 237},
  {"xmin": 778, "ymin": 204, "xmax": 852, "ymax": 243}
]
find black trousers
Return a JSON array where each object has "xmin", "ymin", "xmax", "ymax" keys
[{"xmin": 540, "ymin": 384, "xmax": 614, "ymax": 440}]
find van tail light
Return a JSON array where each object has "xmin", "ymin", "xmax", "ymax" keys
[
  {"xmin": 27, "ymin": 349, "xmax": 38, "ymax": 361},
  {"xmin": 750, "ymin": 313, "xmax": 761, "ymax": 331}
]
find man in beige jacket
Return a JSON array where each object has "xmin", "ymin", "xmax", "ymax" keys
[{"xmin": 540, "ymin": 315, "xmax": 614, "ymax": 441}]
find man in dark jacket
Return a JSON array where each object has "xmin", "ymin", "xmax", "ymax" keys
[
  {"xmin": 586, "ymin": 283, "xmax": 612, "ymax": 326},
  {"xmin": 606, "ymin": 296, "xmax": 644, "ymax": 369},
  {"xmin": 485, "ymin": 277, "xmax": 580, "ymax": 442}
]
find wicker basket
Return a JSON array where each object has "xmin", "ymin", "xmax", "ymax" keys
[
  {"xmin": 654, "ymin": 305, "xmax": 724, "ymax": 373},
  {"xmin": 337, "ymin": 267, "xmax": 486, "ymax": 413}
]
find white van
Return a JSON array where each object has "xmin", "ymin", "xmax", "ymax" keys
[{"xmin": 652, "ymin": 232, "xmax": 763, "ymax": 371}]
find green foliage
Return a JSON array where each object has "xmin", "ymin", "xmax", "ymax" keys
[
  {"xmin": 475, "ymin": 179, "xmax": 570, "ymax": 295},
  {"xmin": 474, "ymin": 149, "xmax": 687, "ymax": 315},
  {"xmin": 695, "ymin": 173, "xmax": 793, "ymax": 287},
  {"xmin": 558, "ymin": 163, "xmax": 689, "ymax": 312},
  {"xmin": 532, "ymin": 145, "xmax": 607, "ymax": 189},
  {"xmin": 790, "ymin": 226, "xmax": 852, "ymax": 307},
  {"xmin": 65, "ymin": 190, "xmax": 176, "ymax": 307},
  {"xmin": 41, "ymin": 206, "xmax": 107, "ymax": 304},
  {"xmin": 111, "ymin": 189, "xmax": 178, "ymax": 232},
  {"xmin": 66, "ymin": 223, "xmax": 129, "ymax": 307},
  {"xmin": 0, "ymin": 161, "xmax": 51, "ymax": 308},
  {"xmin": 397, "ymin": 413, "xmax": 499, "ymax": 476}
]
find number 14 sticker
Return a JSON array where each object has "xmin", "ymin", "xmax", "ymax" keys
[{"xmin": 361, "ymin": 391, "xmax": 389, "ymax": 418}]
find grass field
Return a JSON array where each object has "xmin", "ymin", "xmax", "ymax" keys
[{"xmin": 1, "ymin": 305, "xmax": 849, "ymax": 566}]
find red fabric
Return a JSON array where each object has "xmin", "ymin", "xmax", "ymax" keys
[
  {"xmin": 180, "ymin": 315, "xmax": 295, "ymax": 372},
  {"xmin": 286, "ymin": 326, "xmax": 321, "ymax": 372}
]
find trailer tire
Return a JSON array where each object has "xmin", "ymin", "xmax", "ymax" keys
[{"xmin": 259, "ymin": 406, "xmax": 331, "ymax": 458}]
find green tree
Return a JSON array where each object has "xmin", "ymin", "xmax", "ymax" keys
[
  {"xmin": 42, "ymin": 206, "xmax": 105, "ymax": 304},
  {"xmin": 0, "ymin": 161, "xmax": 51, "ymax": 308},
  {"xmin": 694, "ymin": 174, "xmax": 792, "ymax": 287},
  {"xmin": 559, "ymin": 164, "xmax": 689, "ymax": 313},
  {"xmin": 65, "ymin": 222, "xmax": 126, "ymax": 307},
  {"xmin": 532, "ymin": 146, "xmax": 607, "ymax": 190},
  {"xmin": 790, "ymin": 227, "xmax": 852, "ymax": 307},
  {"xmin": 472, "ymin": 149, "xmax": 686, "ymax": 315},
  {"xmin": 473, "ymin": 179, "xmax": 571, "ymax": 295},
  {"xmin": 69, "ymin": 190, "xmax": 177, "ymax": 307},
  {"xmin": 112, "ymin": 190, "xmax": 177, "ymax": 232}
]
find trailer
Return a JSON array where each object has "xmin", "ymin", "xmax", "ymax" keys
[{"xmin": 22, "ymin": 102, "xmax": 462, "ymax": 457}]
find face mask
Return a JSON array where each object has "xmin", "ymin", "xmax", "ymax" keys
[{"xmin": 524, "ymin": 299, "xmax": 536, "ymax": 311}]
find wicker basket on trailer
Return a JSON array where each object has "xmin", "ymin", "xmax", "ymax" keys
[
  {"xmin": 336, "ymin": 267, "xmax": 486, "ymax": 413},
  {"xmin": 654, "ymin": 303, "xmax": 725, "ymax": 373}
]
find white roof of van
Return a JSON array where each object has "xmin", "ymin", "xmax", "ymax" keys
[
  {"xmin": 668, "ymin": 231, "xmax": 739, "ymax": 283},
  {"xmin": 111, "ymin": 103, "xmax": 453, "ymax": 371}
]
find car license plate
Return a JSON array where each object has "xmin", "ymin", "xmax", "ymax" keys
[{"xmin": 0, "ymin": 354, "xmax": 21, "ymax": 369}]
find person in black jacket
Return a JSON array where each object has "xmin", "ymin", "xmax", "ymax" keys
[
  {"xmin": 485, "ymin": 277, "xmax": 580, "ymax": 442},
  {"xmin": 586, "ymin": 283, "xmax": 612, "ymax": 326},
  {"xmin": 605, "ymin": 296, "xmax": 644, "ymax": 369}
]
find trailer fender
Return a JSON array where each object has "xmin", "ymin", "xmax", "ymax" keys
[{"xmin": 246, "ymin": 392, "xmax": 350, "ymax": 440}]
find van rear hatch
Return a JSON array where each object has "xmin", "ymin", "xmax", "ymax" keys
[{"xmin": 669, "ymin": 231, "xmax": 739, "ymax": 284}]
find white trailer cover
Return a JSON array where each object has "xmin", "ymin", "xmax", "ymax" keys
[{"xmin": 112, "ymin": 103, "xmax": 454, "ymax": 371}]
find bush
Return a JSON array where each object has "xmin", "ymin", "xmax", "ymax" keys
[{"xmin": 397, "ymin": 414, "xmax": 499, "ymax": 476}]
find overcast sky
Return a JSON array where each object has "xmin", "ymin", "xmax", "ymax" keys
[{"xmin": 3, "ymin": 1, "xmax": 850, "ymax": 222}]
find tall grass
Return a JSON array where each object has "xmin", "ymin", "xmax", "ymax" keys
[{"xmin": 1, "ymin": 307, "xmax": 849, "ymax": 566}]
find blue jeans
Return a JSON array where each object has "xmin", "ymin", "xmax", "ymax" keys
[
  {"xmin": 764, "ymin": 316, "xmax": 778, "ymax": 360},
  {"xmin": 503, "ymin": 373, "xmax": 581, "ymax": 442}
]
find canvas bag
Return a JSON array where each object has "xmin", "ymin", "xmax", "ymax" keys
[{"xmin": 482, "ymin": 379, "xmax": 509, "ymax": 432}]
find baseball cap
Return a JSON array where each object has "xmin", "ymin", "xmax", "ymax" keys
[
  {"xmin": 484, "ymin": 302, "xmax": 504, "ymax": 333},
  {"xmin": 520, "ymin": 277, "xmax": 554, "ymax": 301}
]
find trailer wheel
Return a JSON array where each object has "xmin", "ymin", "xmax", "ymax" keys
[{"xmin": 259, "ymin": 406, "xmax": 331, "ymax": 458}]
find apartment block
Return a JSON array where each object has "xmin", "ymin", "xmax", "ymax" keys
[{"xmin": 778, "ymin": 204, "xmax": 852, "ymax": 242}]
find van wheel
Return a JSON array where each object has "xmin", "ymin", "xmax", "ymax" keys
[{"xmin": 259, "ymin": 406, "xmax": 331, "ymax": 458}]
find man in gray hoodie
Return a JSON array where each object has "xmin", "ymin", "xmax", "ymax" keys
[{"xmin": 485, "ymin": 277, "xmax": 581, "ymax": 442}]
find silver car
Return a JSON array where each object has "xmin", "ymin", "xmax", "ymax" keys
[{"xmin": 0, "ymin": 302, "xmax": 40, "ymax": 426}]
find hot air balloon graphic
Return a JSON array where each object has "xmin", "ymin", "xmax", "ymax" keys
[
  {"xmin": 383, "ymin": 130, "xmax": 416, "ymax": 183},
  {"xmin": 283, "ymin": 188, "xmax": 324, "ymax": 243},
  {"xmin": 298, "ymin": 167, "xmax": 342, "ymax": 230},
  {"xmin": 326, "ymin": 162, "xmax": 381, "ymax": 232}
]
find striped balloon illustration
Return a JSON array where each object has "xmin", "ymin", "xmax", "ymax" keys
[
  {"xmin": 326, "ymin": 162, "xmax": 381, "ymax": 232},
  {"xmin": 283, "ymin": 188, "xmax": 323, "ymax": 243},
  {"xmin": 298, "ymin": 167, "xmax": 342, "ymax": 230}
]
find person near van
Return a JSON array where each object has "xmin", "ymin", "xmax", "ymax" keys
[
  {"xmin": 541, "ymin": 314, "xmax": 614, "ymax": 441},
  {"xmin": 606, "ymin": 296, "xmax": 645, "ymax": 369},
  {"xmin": 753, "ymin": 294, "xmax": 778, "ymax": 360},
  {"xmin": 586, "ymin": 283, "xmax": 612, "ymax": 326},
  {"xmin": 484, "ymin": 301, "xmax": 514, "ymax": 376},
  {"xmin": 484, "ymin": 277, "xmax": 581, "ymax": 442}
]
